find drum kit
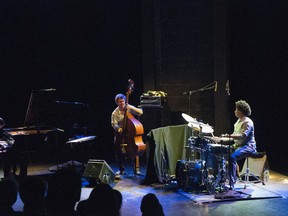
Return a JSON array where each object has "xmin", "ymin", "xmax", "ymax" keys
[{"xmin": 175, "ymin": 113, "xmax": 234, "ymax": 193}]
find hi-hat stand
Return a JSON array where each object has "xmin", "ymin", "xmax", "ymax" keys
[
  {"xmin": 211, "ymin": 153, "xmax": 227, "ymax": 194},
  {"xmin": 214, "ymin": 136, "xmax": 251, "ymax": 199}
]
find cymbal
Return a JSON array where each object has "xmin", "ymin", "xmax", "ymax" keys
[
  {"xmin": 187, "ymin": 122, "xmax": 200, "ymax": 131},
  {"xmin": 182, "ymin": 113, "xmax": 214, "ymax": 133},
  {"xmin": 181, "ymin": 113, "xmax": 198, "ymax": 124},
  {"xmin": 187, "ymin": 122, "xmax": 214, "ymax": 133},
  {"xmin": 199, "ymin": 122, "xmax": 214, "ymax": 133}
]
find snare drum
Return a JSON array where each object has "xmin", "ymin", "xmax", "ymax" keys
[
  {"xmin": 187, "ymin": 136, "xmax": 210, "ymax": 151},
  {"xmin": 201, "ymin": 144, "xmax": 230, "ymax": 176},
  {"xmin": 207, "ymin": 144, "xmax": 230, "ymax": 157}
]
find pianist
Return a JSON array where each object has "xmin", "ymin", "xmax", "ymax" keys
[
  {"xmin": 0, "ymin": 117, "xmax": 16, "ymax": 179},
  {"xmin": 0, "ymin": 117, "xmax": 27, "ymax": 178}
]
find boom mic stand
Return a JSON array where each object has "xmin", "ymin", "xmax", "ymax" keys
[{"xmin": 182, "ymin": 81, "xmax": 217, "ymax": 116}]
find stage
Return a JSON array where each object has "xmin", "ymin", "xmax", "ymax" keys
[{"xmin": 2, "ymin": 161, "xmax": 288, "ymax": 216}]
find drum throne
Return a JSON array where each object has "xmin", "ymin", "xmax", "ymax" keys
[{"xmin": 239, "ymin": 152, "xmax": 267, "ymax": 189}]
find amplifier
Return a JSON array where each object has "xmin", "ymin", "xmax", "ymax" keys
[{"xmin": 140, "ymin": 96, "xmax": 164, "ymax": 106}]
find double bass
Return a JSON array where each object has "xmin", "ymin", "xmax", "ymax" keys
[{"xmin": 120, "ymin": 79, "xmax": 146, "ymax": 160}]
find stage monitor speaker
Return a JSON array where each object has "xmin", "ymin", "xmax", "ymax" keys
[
  {"xmin": 240, "ymin": 154, "xmax": 268, "ymax": 179},
  {"xmin": 84, "ymin": 159, "xmax": 115, "ymax": 184}
]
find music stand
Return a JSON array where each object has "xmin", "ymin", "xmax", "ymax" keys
[{"xmin": 49, "ymin": 136, "xmax": 96, "ymax": 172}]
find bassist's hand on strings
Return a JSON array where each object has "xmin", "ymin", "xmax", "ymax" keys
[{"xmin": 117, "ymin": 127, "xmax": 123, "ymax": 133}]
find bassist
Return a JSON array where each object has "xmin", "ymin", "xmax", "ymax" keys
[{"xmin": 111, "ymin": 93, "xmax": 143, "ymax": 177}]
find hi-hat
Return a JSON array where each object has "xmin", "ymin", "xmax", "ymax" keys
[
  {"xmin": 187, "ymin": 122, "xmax": 200, "ymax": 131},
  {"xmin": 182, "ymin": 113, "xmax": 200, "ymax": 131}
]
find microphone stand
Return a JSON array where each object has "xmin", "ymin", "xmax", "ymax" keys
[{"xmin": 182, "ymin": 81, "xmax": 217, "ymax": 116}]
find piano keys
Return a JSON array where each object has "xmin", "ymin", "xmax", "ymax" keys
[{"xmin": 6, "ymin": 127, "xmax": 58, "ymax": 136}]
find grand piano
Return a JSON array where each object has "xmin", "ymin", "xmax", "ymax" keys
[{"xmin": 3, "ymin": 89, "xmax": 61, "ymax": 178}]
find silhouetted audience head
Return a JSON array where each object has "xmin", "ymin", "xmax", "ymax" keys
[
  {"xmin": 0, "ymin": 117, "xmax": 5, "ymax": 129},
  {"xmin": 140, "ymin": 193, "xmax": 165, "ymax": 216},
  {"xmin": 76, "ymin": 183, "xmax": 120, "ymax": 216},
  {"xmin": 0, "ymin": 178, "xmax": 22, "ymax": 215},
  {"xmin": 19, "ymin": 175, "xmax": 47, "ymax": 215},
  {"xmin": 46, "ymin": 167, "xmax": 82, "ymax": 216},
  {"xmin": 113, "ymin": 189, "xmax": 123, "ymax": 212}
]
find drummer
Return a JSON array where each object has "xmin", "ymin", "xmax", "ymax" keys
[{"xmin": 224, "ymin": 100, "xmax": 257, "ymax": 189}]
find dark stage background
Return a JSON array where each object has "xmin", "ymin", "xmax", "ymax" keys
[{"xmin": 1, "ymin": 0, "xmax": 287, "ymax": 174}]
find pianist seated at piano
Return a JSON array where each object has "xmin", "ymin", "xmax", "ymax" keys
[{"xmin": 0, "ymin": 117, "xmax": 17, "ymax": 179}]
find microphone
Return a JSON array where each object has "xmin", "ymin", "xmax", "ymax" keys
[
  {"xmin": 55, "ymin": 101, "xmax": 89, "ymax": 107},
  {"xmin": 45, "ymin": 88, "xmax": 56, "ymax": 91},
  {"xmin": 33, "ymin": 88, "xmax": 56, "ymax": 92},
  {"xmin": 226, "ymin": 80, "xmax": 230, "ymax": 96},
  {"xmin": 214, "ymin": 81, "xmax": 217, "ymax": 92},
  {"xmin": 183, "ymin": 91, "xmax": 191, "ymax": 95}
]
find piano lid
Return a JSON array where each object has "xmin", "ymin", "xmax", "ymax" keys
[{"xmin": 24, "ymin": 88, "xmax": 57, "ymax": 128}]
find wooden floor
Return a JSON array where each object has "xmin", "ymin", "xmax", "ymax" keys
[{"xmin": 1, "ymin": 161, "xmax": 288, "ymax": 216}]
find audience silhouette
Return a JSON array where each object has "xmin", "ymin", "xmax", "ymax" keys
[
  {"xmin": 76, "ymin": 183, "xmax": 120, "ymax": 216},
  {"xmin": 140, "ymin": 193, "xmax": 165, "ymax": 216},
  {"xmin": 19, "ymin": 176, "xmax": 47, "ymax": 216},
  {"xmin": 45, "ymin": 167, "xmax": 82, "ymax": 216},
  {"xmin": 113, "ymin": 188, "xmax": 123, "ymax": 213},
  {"xmin": 0, "ymin": 167, "xmax": 168, "ymax": 216},
  {"xmin": 0, "ymin": 178, "xmax": 23, "ymax": 216}
]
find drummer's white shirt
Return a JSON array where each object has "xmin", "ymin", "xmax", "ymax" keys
[{"xmin": 233, "ymin": 116, "xmax": 256, "ymax": 149}]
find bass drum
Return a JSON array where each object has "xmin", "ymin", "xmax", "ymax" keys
[{"xmin": 175, "ymin": 160, "xmax": 205, "ymax": 189}]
